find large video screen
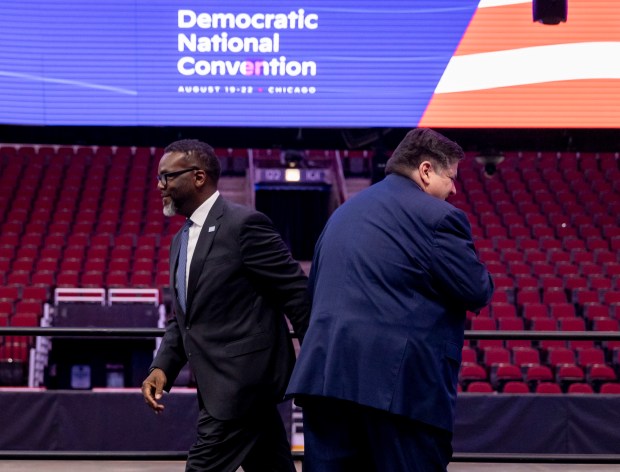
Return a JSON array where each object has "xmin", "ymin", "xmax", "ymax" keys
[{"xmin": 1, "ymin": 0, "xmax": 618, "ymax": 127}]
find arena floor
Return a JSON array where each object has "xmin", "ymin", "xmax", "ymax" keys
[{"xmin": 0, "ymin": 462, "xmax": 619, "ymax": 471}]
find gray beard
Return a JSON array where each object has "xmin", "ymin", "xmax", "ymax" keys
[{"xmin": 163, "ymin": 201, "xmax": 177, "ymax": 217}]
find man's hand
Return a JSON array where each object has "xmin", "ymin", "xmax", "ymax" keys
[{"xmin": 142, "ymin": 368, "xmax": 167, "ymax": 414}]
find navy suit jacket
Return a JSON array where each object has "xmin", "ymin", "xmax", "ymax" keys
[
  {"xmin": 151, "ymin": 196, "xmax": 310, "ymax": 420},
  {"xmin": 286, "ymin": 174, "xmax": 493, "ymax": 432}
]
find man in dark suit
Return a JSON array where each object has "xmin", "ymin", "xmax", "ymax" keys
[
  {"xmin": 286, "ymin": 128, "xmax": 494, "ymax": 471},
  {"xmin": 141, "ymin": 139, "xmax": 310, "ymax": 472}
]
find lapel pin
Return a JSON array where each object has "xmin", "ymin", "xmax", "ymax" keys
[{"xmin": 208, "ymin": 226, "xmax": 216, "ymax": 232}]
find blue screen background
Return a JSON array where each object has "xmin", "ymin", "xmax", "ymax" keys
[{"xmin": 0, "ymin": 1, "xmax": 477, "ymax": 126}]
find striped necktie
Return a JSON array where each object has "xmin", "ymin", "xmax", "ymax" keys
[{"xmin": 176, "ymin": 219, "xmax": 192, "ymax": 312}]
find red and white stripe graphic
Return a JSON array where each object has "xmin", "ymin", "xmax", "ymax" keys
[{"xmin": 420, "ymin": 0, "xmax": 620, "ymax": 127}]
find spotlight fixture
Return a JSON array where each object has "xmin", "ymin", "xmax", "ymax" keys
[
  {"xmin": 475, "ymin": 153, "xmax": 505, "ymax": 179},
  {"xmin": 533, "ymin": 0, "xmax": 567, "ymax": 25}
]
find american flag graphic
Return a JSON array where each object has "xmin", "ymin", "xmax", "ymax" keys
[{"xmin": 420, "ymin": 0, "xmax": 620, "ymax": 127}]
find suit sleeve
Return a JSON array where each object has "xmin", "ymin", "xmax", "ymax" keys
[
  {"xmin": 150, "ymin": 315, "xmax": 188, "ymax": 391},
  {"xmin": 431, "ymin": 208, "xmax": 494, "ymax": 312},
  {"xmin": 149, "ymin": 237, "xmax": 188, "ymax": 390},
  {"xmin": 238, "ymin": 211, "xmax": 311, "ymax": 342}
]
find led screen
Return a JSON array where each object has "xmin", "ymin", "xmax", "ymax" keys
[{"xmin": 0, "ymin": 0, "xmax": 619, "ymax": 127}]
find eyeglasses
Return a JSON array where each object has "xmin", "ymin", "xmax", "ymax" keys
[{"xmin": 156, "ymin": 167, "xmax": 198, "ymax": 186}]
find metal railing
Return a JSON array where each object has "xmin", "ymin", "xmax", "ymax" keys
[
  {"xmin": 1, "ymin": 450, "xmax": 620, "ymax": 463},
  {"xmin": 3, "ymin": 326, "xmax": 620, "ymax": 341}
]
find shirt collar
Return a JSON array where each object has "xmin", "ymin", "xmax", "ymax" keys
[{"xmin": 188, "ymin": 190, "xmax": 220, "ymax": 228}]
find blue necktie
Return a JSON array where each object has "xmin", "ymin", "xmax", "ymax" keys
[{"xmin": 176, "ymin": 219, "xmax": 192, "ymax": 312}]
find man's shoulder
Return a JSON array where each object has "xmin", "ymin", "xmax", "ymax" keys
[
  {"xmin": 220, "ymin": 197, "xmax": 258, "ymax": 215},
  {"xmin": 220, "ymin": 197, "xmax": 271, "ymax": 223}
]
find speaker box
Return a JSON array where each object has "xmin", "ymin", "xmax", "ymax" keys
[{"xmin": 533, "ymin": 0, "xmax": 567, "ymax": 25}]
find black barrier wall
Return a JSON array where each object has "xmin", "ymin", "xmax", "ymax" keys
[{"xmin": 1, "ymin": 390, "xmax": 620, "ymax": 455}]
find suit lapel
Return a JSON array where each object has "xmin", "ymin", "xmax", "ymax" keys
[
  {"xmin": 170, "ymin": 227, "xmax": 183, "ymax": 311},
  {"xmin": 185, "ymin": 196, "xmax": 224, "ymax": 315}
]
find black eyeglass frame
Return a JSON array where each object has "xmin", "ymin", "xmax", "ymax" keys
[{"xmin": 156, "ymin": 167, "xmax": 199, "ymax": 186}]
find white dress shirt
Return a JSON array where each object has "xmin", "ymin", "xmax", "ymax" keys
[{"xmin": 183, "ymin": 190, "xmax": 220, "ymax": 290}]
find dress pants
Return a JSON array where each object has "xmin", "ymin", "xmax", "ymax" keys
[
  {"xmin": 186, "ymin": 399, "xmax": 296, "ymax": 472},
  {"xmin": 301, "ymin": 396, "xmax": 453, "ymax": 472}
]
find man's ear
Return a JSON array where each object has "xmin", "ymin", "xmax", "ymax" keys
[
  {"xmin": 194, "ymin": 169, "xmax": 208, "ymax": 188},
  {"xmin": 419, "ymin": 161, "xmax": 432, "ymax": 185}
]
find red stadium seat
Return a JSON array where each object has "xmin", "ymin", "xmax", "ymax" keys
[
  {"xmin": 0, "ymin": 343, "xmax": 29, "ymax": 362},
  {"xmin": 593, "ymin": 250, "xmax": 616, "ymax": 266},
  {"xmin": 459, "ymin": 363, "xmax": 488, "ymax": 390},
  {"xmin": 600, "ymin": 383, "xmax": 620, "ymax": 394},
  {"xmin": 40, "ymin": 246, "xmax": 63, "ymax": 260},
  {"xmin": 547, "ymin": 347, "xmax": 576, "ymax": 368},
  {"xmin": 492, "ymin": 363, "xmax": 523, "ymax": 390},
  {"xmin": 549, "ymin": 303, "xmax": 576, "ymax": 319},
  {"xmin": 59, "ymin": 259, "xmax": 82, "ymax": 273},
  {"xmin": 572, "ymin": 289, "xmax": 599, "ymax": 306},
  {"xmin": 490, "ymin": 302, "xmax": 516, "ymax": 318},
  {"xmin": 10, "ymin": 313, "xmax": 40, "ymax": 327},
  {"xmin": 466, "ymin": 381, "xmax": 494, "ymax": 393},
  {"xmin": 106, "ymin": 271, "xmax": 129, "ymax": 288},
  {"xmin": 540, "ymin": 237, "xmax": 563, "ymax": 251},
  {"xmin": 502, "ymin": 381, "xmax": 530, "ymax": 394},
  {"xmin": 579, "ymin": 262, "xmax": 602, "ymax": 277},
  {"xmin": 56, "ymin": 271, "xmax": 80, "ymax": 288},
  {"xmin": 31, "ymin": 271, "xmax": 56, "ymax": 287},
  {"xmin": 134, "ymin": 246, "xmax": 156, "ymax": 261},
  {"xmin": 522, "ymin": 303, "xmax": 549, "ymax": 323},
  {"xmin": 109, "ymin": 259, "xmax": 131, "ymax": 273},
  {"xmin": 516, "ymin": 288, "xmax": 540, "ymax": 307},
  {"xmin": 130, "ymin": 272, "xmax": 154, "ymax": 288},
  {"xmin": 0, "ymin": 287, "xmax": 20, "ymax": 302},
  {"xmin": 593, "ymin": 317, "xmax": 618, "ymax": 331},
  {"xmin": 547, "ymin": 250, "xmax": 570, "ymax": 265},
  {"xmin": 490, "ymin": 291, "xmax": 510, "ymax": 304},
  {"xmin": 584, "ymin": 304, "xmax": 611, "ymax": 322},
  {"xmin": 530, "ymin": 317, "xmax": 564, "ymax": 350},
  {"xmin": 155, "ymin": 272, "xmax": 171, "ymax": 289},
  {"xmin": 576, "ymin": 348, "xmax": 606, "ymax": 368},
  {"xmin": 0, "ymin": 302, "xmax": 14, "ymax": 317},
  {"xmin": 542, "ymin": 288, "xmax": 568, "ymax": 304},
  {"xmin": 558, "ymin": 317, "xmax": 592, "ymax": 349},
  {"xmin": 523, "ymin": 249, "xmax": 547, "ymax": 264},
  {"xmin": 83, "ymin": 259, "xmax": 107, "ymax": 273},
  {"xmin": 6, "ymin": 271, "xmax": 30, "ymax": 287},
  {"xmin": 471, "ymin": 317, "xmax": 502, "ymax": 350},
  {"xmin": 514, "ymin": 275, "xmax": 539, "ymax": 291},
  {"xmin": 512, "ymin": 347, "xmax": 540, "ymax": 369},
  {"xmin": 603, "ymin": 292, "xmax": 620, "ymax": 305},
  {"xmin": 483, "ymin": 347, "xmax": 511, "ymax": 368},
  {"xmin": 587, "ymin": 364, "xmax": 617, "ymax": 392},
  {"xmin": 64, "ymin": 245, "xmax": 86, "ymax": 260},
  {"xmin": 525, "ymin": 365, "xmax": 553, "ymax": 387},
  {"xmin": 540, "ymin": 275, "xmax": 564, "ymax": 290},
  {"xmin": 567, "ymin": 383, "xmax": 594, "ymax": 394},
  {"xmin": 133, "ymin": 260, "xmax": 155, "ymax": 273},
  {"xmin": 462, "ymin": 346, "xmax": 478, "ymax": 364},
  {"xmin": 36, "ymin": 258, "xmax": 59, "ymax": 273},
  {"xmin": 21, "ymin": 287, "xmax": 48, "ymax": 303},
  {"xmin": 562, "ymin": 275, "xmax": 588, "ymax": 293},
  {"xmin": 498, "ymin": 317, "xmax": 529, "ymax": 349},
  {"xmin": 557, "ymin": 364, "xmax": 585, "ymax": 391},
  {"xmin": 535, "ymin": 382, "xmax": 562, "ymax": 394}
]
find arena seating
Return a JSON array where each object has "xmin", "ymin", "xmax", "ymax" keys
[
  {"xmin": 0, "ymin": 145, "xmax": 619, "ymax": 394},
  {"xmin": 457, "ymin": 151, "xmax": 620, "ymax": 393}
]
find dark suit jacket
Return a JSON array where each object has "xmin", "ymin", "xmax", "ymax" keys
[
  {"xmin": 286, "ymin": 174, "xmax": 493, "ymax": 432},
  {"xmin": 151, "ymin": 196, "xmax": 310, "ymax": 420}
]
